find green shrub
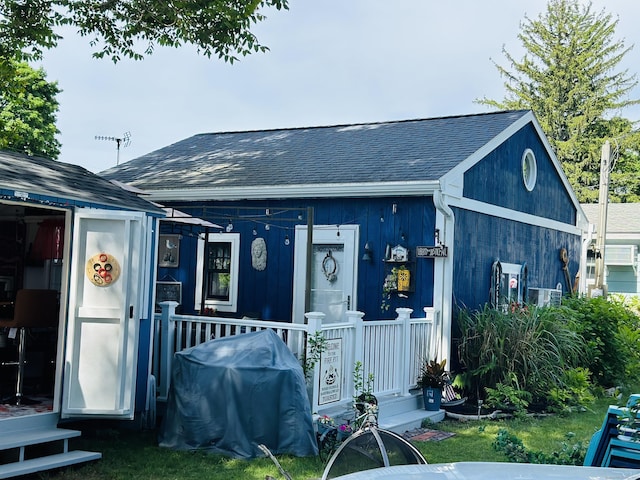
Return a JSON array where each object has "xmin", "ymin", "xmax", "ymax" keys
[
  {"xmin": 457, "ymin": 304, "xmax": 586, "ymax": 401},
  {"xmin": 484, "ymin": 381, "xmax": 531, "ymax": 418},
  {"xmin": 493, "ymin": 429, "xmax": 586, "ymax": 465},
  {"xmin": 546, "ymin": 367, "xmax": 595, "ymax": 414},
  {"xmin": 561, "ymin": 295, "xmax": 638, "ymax": 388}
]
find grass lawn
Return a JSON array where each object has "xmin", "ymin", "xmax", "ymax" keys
[{"xmin": 45, "ymin": 394, "xmax": 627, "ymax": 480}]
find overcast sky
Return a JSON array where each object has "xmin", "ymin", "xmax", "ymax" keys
[{"xmin": 38, "ymin": 0, "xmax": 640, "ymax": 173}]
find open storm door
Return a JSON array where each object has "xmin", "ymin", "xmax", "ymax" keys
[{"xmin": 62, "ymin": 209, "xmax": 146, "ymax": 419}]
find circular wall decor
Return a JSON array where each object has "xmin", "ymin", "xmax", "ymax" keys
[
  {"xmin": 86, "ymin": 252, "xmax": 121, "ymax": 287},
  {"xmin": 322, "ymin": 251, "xmax": 338, "ymax": 283}
]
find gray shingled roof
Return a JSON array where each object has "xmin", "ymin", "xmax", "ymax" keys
[
  {"xmin": 0, "ymin": 150, "xmax": 163, "ymax": 213},
  {"xmin": 581, "ymin": 203, "xmax": 640, "ymax": 235},
  {"xmin": 101, "ymin": 110, "xmax": 531, "ymax": 191}
]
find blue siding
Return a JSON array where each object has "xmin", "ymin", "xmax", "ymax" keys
[
  {"xmin": 463, "ymin": 124, "xmax": 576, "ymax": 225},
  {"xmin": 161, "ymin": 197, "xmax": 437, "ymax": 321},
  {"xmin": 452, "ymin": 207, "xmax": 581, "ymax": 311}
]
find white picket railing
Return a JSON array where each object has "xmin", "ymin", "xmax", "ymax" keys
[{"xmin": 153, "ymin": 302, "xmax": 438, "ymax": 413}]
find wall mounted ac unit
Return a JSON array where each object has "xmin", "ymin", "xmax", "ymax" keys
[
  {"xmin": 528, "ymin": 288, "xmax": 562, "ymax": 307},
  {"xmin": 605, "ymin": 245, "xmax": 638, "ymax": 266}
]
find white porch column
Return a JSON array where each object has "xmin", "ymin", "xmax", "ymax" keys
[
  {"xmin": 158, "ymin": 301, "xmax": 178, "ymax": 401},
  {"xmin": 304, "ymin": 311, "xmax": 325, "ymax": 414},
  {"xmin": 346, "ymin": 310, "xmax": 365, "ymax": 399},
  {"xmin": 396, "ymin": 307, "xmax": 413, "ymax": 396}
]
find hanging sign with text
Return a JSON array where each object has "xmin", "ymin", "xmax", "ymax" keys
[
  {"xmin": 416, "ymin": 245, "xmax": 448, "ymax": 258},
  {"xmin": 318, "ymin": 338, "xmax": 343, "ymax": 405}
]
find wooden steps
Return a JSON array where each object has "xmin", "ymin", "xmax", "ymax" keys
[{"xmin": 0, "ymin": 419, "xmax": 101, "ymax": 479}]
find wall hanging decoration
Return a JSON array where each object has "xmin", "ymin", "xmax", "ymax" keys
[
  {"xmin": 86, "ymin": 252, "xmax": 121, "ymax": 287},
  {"xmin": 159, "ymin": 234, "xmax": 180, "ymax": 267},
  {"xmin": 322, "ymin": 250, "xmax": 338, "ymax": 283},
  {"xmin": 251, "ymin": 237, "xmax": 267, "ymax": 271}
]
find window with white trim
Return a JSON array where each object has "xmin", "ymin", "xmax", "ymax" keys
[
  {"xmin": 522, "ymin": 149, "xmax": 537, "ymax": 191},
  {"xmin": 195, "ymin": 232, "xmax": 240, "ymax": 312},
  {"xmin": 490, "ymin": 261, "xmax": 527, "ymax": 311}
]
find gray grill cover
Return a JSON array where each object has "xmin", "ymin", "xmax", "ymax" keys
[{"xmin": 158, "ymin": 329, "xmax": 318, "ymax": 459}]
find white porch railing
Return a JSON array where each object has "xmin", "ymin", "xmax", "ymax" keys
[{"xmin": 153, "ymin": 302, "xmax": 438, "ymax": 413}]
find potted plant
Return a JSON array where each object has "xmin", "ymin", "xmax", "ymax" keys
[{"xmin": 417, "ymin": 358, "xmax": 448, "ymax": 411}]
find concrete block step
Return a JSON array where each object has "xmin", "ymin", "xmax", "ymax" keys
[{"xmin": 0, "ymin": 450, "xmax": 101, "ymax": 479}]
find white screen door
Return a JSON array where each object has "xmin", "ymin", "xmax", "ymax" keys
[
  {"xmin": 292, "ymin": 225, "xmax": 358, "ymax": 324},
  {"xmin": 62, "ymin": 209, "xmax": 146, "ymax": 419}
]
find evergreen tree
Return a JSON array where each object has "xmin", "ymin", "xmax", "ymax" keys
[
  {"xmin": 478, "ymin": 0, "xmax": 640, "ymax": 202},
  {"xmin": 0, "ymin": 60, "xmax": 61, "ymax": 159}
]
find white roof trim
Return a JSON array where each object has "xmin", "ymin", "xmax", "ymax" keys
[
  {"xmin": 140, "ymin": 180, "xmax": 442, "ymax": 201},
  {"xmin": 440, "ymin": 111, "xmax": 588, "ymax": 231}
]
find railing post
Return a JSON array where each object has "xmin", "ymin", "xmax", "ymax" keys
[
  {"xmin": 158, "ymin": 301, "xmax": 178, "ymax": 401},
  {"xmin": 424, "ymin": 306, "xmax": 440, "ymax": 362},
  {"xmin": 396, "ymin": 307, "xmax": 413, "ymax": 396},
  {"xmin": 347, "ymin": 310, "xmax": 365, "ymax": 399},
  {"xmin": 304, "ymin": 311, "xmax": 325, "ymax": 414}
]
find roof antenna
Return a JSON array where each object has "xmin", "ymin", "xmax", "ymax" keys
[{"xmin": 95, "ymin": 131, "xmax": 131, "ymax": 166}]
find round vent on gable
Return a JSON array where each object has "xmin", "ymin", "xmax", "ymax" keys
[{"xmin": 522, "ymin": 149, "xmax": 537, "ymax": 191}]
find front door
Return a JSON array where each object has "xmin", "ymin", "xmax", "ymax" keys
[
  {"xmin": 61, "ymin": 209, "xmax": 147, "ymax": 419},
  {"xmin": 292, "ymin": 225, "xmax": 358, "ymax": 324}
]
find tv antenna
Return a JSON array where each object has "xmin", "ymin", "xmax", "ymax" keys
[{"xmin": 95, "ymin": 131, "xmax": 131, "ymax": 166}]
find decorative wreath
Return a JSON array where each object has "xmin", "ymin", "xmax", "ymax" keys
[
  {"xmin": 85, "ymin": 252, "xmax": 121, "ymax": 287},
  {"xmin": 322, "ymin": 251, "xmax": 338, "ymax": 283}
]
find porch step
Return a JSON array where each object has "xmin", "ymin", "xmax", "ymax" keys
[
  {"xmin": 0, "ymin": 450, "xmax": 101, "ymax": 479},
  {"xmin": 0, "ymin": 426, "xmax": 81, "ymax": 449},
  {"xmin": 0, "ymin": 426, "xmax": 101, "ymax": 479},
  {"xmin": 317, "ymin": 391, "xmax": 445, "ymax": 435},
  {"xmin": 378, "ymin": 408, "xmax": 445, "ymax": 434}
]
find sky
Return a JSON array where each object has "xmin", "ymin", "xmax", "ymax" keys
[{"xmin": 37, "ymin": 0, "xmax": 640, "ymax": 174}]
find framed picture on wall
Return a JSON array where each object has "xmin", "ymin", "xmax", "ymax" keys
[
  {"xmin": 159, "ymin": 234, "xmax": 180, "ymax": 267},
  {"xmin": 156, "ymin": 281, "xmax": 182, "ymax": 311}
]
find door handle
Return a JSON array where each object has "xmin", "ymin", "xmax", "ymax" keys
[
  {"xmin": 129, "ymin": 306, "xmax": 134, "ymax": 319},
  {"xmin": 346, "ymin": 295, "xmax": 351, "ymax": 309}
]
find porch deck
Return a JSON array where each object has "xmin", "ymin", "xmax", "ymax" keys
[{"xmin": 153, "ymin": 304, "xmax": 443, "ymax": 433}]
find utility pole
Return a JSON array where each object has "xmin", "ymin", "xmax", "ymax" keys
[{"xmin": 591, "ymin": 140, "xmax": 611, "ymax": 297}]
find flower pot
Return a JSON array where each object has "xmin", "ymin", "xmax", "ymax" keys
[{"xmin": 423, "ymin": 387, "xmax": 442, "ymax": 411}]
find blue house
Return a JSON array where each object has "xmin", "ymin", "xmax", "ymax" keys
[{"xmin": 103, "ymin": 110, "xmax": 588, "ymax": 366}]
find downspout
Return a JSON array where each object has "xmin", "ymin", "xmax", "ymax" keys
[{"xmin": 433, "ymin": 189, "xmax": 455, "ymax": 364}]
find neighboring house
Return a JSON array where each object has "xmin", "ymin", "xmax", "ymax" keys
[
  {"xmin": 0, "ymin": 150, "xmax": 164, "ymax": 477},
  {"xmin": 581, "ymin": 203, "xmax": 640, "ymax": 297},
  {"xmin": 103, "ymin": 110, "xmax": 588, "ymax": 366}
]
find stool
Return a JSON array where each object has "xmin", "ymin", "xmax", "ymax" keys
[{"xmin": 0, "ymin": 289, "xmax": 59, "ymax": 405}]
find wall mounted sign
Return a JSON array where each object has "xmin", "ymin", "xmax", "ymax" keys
[
  {"xmin": 86, "ymin": 252, "xmax": 121, "ymax": 287},
  {"xmin": 318, "ymin": 338, "xmax": 343, "ymax": 405},
  {"xmin": 416, "ymin": 245, "xmax": 448, "ymax": 258},
  {"xmin": 155, "ymin": 281, "xmax": 182, "ymax": 311}
]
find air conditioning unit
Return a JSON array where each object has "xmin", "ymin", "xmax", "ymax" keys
[
  {"xmin": 528, "ymin": 288, "xmax": 562, "ymax": 307},
  {"xmin": 605, "ymin": 245, "xmax": 637, "ymax": 266}
]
